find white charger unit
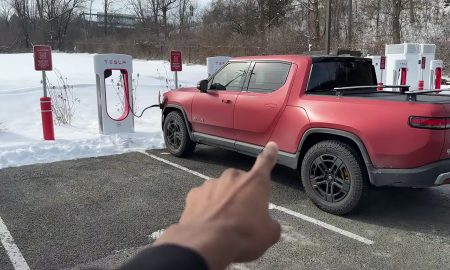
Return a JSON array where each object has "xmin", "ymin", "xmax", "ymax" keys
[
  {"xmin": 94, "ymin": 54, "xmax": 134, "ymax": 135},
  {"xmin": 419, "ymin": 44, "xmax": 436, "ymax": 89},
  {"xmin": 207, "ymin": 56, "xmax": 232, "ymax": 77},
  {"xmin": 385, "ymin": 43, "xmax": 420, "ymax": 89}
]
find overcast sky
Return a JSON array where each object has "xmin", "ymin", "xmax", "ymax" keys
[{"xmin": 89, "ymin": 0, "xmax": 212, "ymax": 14}]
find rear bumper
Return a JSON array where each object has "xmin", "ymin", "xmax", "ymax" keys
[{"xmin": 369, "ymin": 159, "xmax": 450, "ymax": 187}]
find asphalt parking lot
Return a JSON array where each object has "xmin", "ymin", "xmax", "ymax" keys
[{"xmin": 1, "ymin": 145, "xmax": 450, "ymax": 270}]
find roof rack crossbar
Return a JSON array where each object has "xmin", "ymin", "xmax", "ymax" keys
[
  {"xmin": 333, "ymin": 85, "xmax": 410, "ymax": 96},
  {"xmin": 405, "ymin": 89, "xmax": 446, "ymax": 101}
]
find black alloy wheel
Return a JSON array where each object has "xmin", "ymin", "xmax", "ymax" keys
[
  {"xmin": 301, "ymin": 140, "xmax": 368, "ymax": 215},
  {"xmin": 165, "ymin": 118, "xmax": 182, "ymax": 150},
  {"xmin": 309, "ymin": 154, "xmax": 351, "ymax": 203},
  {"xmin": 163, "ymin": 111, "xmax": 196, "ymax": 157}
]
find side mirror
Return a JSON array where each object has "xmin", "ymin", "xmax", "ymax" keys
[{"xmin": 197, "ymin": 79, "xmax": 208, "ymax": 92}]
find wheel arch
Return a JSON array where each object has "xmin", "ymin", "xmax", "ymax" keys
[
  {"xmin": 162, "ymin": 105, "xmax": 195, "ymax": 141},
  {"xmin": 297, "ymin": 128, "xmax": 373, "ymax": 184}
]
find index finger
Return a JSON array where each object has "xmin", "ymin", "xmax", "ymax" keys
[{"xmin": 249, "ymin": 142, "xmax": 278, "ymax": 178}]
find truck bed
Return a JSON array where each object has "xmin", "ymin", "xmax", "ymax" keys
[{"xmin": 313, "ymin": 90, "xmax": 450, "ymax": 103}]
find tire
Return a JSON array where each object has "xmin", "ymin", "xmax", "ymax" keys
[
  {"xmin": 301, "ymin": 140, "xmax": 368, "ymax": 215},
  {"xmin": 163, "ymin": 111, "xmax": 196, "ymax": 157}
]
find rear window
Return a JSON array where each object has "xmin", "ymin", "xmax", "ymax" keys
[{"xmin": 307, "ymin": 61, "xmax": 376, "ymax": 92}]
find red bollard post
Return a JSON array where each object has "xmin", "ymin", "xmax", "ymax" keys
[
  {"xmin": 40, "ymin": 97, "xmax": 55, "ymax": 140},
  {"xmin": 418, "ymin": 80, "xmax": 424, "ymax": 91},
  {"xmin": 377, "ymin": 82, "xmax": 383, "ymax": 91}
]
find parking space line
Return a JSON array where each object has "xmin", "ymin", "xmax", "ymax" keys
[
  {"xmin": 149, "ymin": 229, "xmax": 166, "ymax": 241},
  {"xmin": 0, "ymin": 216, "xmax": 30, "ymax": 270},
  {"xmin": 140, "ymin": 151, "xmax": 375, "ymax": 245},
  {"xmin": 141, "ymin": 152, "xmax": 210, "ymax": 180},
  {"xmin": 268, "ymin": 204, "xmax": 374, "ymax": 245}
]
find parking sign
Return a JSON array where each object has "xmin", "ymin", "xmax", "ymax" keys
[
  {"xmin": 170, "ymin": 51, "xmax": 182, "ymax": 72},
  {"xmin": 421, "ymin": 56, "xmax": 426, "ymax": 70},
  {"xmin": 380, "ymin": 56, "xmax": 386, "ymax": 70},
  {"xmin": 33, "ymin": 45, "xmax": 53, "ymax": 71}
]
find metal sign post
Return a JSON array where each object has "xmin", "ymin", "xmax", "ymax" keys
[
  {"xmin": 419, "ymin": 57, "xmax": 426, "ymax": 90},
  {"xmin": 170, "ymin": 50, "xmax": 182, "ymax": 88},
  {"xmin": 378, "ymin": 56, "xmax": 386, "ymax": 90},
  {"xmin": 33, "ymin": 45, "xmax": 54, "ymax": 140},
  {"xmin": 42, "ymin": 71, "xmax": 47, "ymax": 97}
]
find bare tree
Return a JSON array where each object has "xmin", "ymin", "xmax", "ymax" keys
[
  {"xmin": 392, "ymin": 0, "xmax": 402, "ymax": 43},
  {"xmin": 127, "ymin": 0, "xmax": 162, "ymax": 36},
  {"xmin": 149, "ymin": 0, "xmax": 160, "ymax": 36},
  {"xmin": 0, "ymin": 0, "xmax": 13, "ymax": 24},
  {"xmin": 127, "ymin": 0, "xmax": 149, "ymax": 25},
  {"xmin": 375, "ymin": 0, "xmax": 381, "ymax": 39},
  {"xmin": 177, "ymin": 0, "xmax": 194, "ymax": 33},
  {"xmin": 43, "ymin": 0, "xmax": 85, "ymax": 49},
  {"xmin": 347, "ymin": 0, "xmax": 352, "ymax": 47},
  {"xmin": 308, "ymin": 0, "xmax": 321, "ymax": 48},
  {"xmin": 160, "ymin": 0, "xmax": 176, "ymax": 39},
  {"xmin": 103, "ymin": 0, "xmax": 113, "ymax": 36},
  {"xmin": 11, "ymin": 0, "xmax": 32, "ymax": 47},
  {"xmin": 36, "ymin": 0, "xmax": 44, "ymax": 19}
]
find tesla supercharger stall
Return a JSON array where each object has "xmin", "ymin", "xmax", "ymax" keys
[
  {"xmin": 367, "ymin": 55, "xmax": 386, "ymax": 90},
  {"xmin": 385, "ymin": 59, "xmax": 408, "ymax": 91},
  {"xmin": 420, "ymin": 44, "xmax": 436, "ymax": 89},
  {"xmin": 207, "ymin": 56, "xmax": 232, "ymax": 77},
  {"xmin": 367, "ymin": 56, "xmax": 383, "ymax": 82},
  {"xmin": 385, "ymin": 43, "xmax": 418, "ymax": 89},
  {"xmin": 430, "ymin": 60, "xmax": 443, "ymax": 90},
  {"xmin": 94, "ymin": 54, "xmax": 134, "ymax": 134}
]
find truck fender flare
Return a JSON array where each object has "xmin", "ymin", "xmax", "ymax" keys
[
  {"xmin": 298, "ymin": 128, "xmax": 373, "ymax": 167},
  {"xmin": 162, "ymin": 105, "xmax": 195, "ymax": 141}
]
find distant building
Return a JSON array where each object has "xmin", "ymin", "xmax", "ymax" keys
[{"xmin": 82, "ymin": 13, "xmax": 137, "ymax": 29}]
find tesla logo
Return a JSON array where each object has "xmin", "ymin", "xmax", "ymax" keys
[{"xmin": 104, "ymin": 60, "xmax": 127, "ymax": 65}]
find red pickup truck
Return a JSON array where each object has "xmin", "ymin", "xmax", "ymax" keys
[{"xmin": 160, "ymin": 55, "xmax": 450, "ymax": 215}]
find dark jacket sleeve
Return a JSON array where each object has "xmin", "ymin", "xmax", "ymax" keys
[{"xmin": 117, "ymin": 244, "xmax": 209, "ymax": 270}]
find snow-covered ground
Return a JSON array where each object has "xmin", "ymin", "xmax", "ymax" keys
[{"xmin": 0, "ymin": 53, "xmax": 206, "ymax": 169}]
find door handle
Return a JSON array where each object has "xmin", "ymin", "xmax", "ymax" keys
[{"xmin": 222, "ymin": 99, "xmax": 232, "ymax": 104}]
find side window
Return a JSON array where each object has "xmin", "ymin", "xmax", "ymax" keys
[
  {"xmin": 247, "ymin": 62, "xmax": 291, "ymax": 93},
  {"xmin": 210, "ymin": 62, "xmax": 250, "ymax": 91}
]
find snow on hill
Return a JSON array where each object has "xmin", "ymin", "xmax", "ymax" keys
[{"xmin": 0, "ymin": 53, "xmax": 206, "ymax": 169}]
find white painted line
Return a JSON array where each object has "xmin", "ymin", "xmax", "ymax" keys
[
  {"xmin": 140, "ymin": 151, "xmax": 374, "ymax": 245},
  {"xmin": 0, "ymin": 216, "xmax": 30, "ymax": 270},
  {"xmin": 149, "ymin": 229, "xmax": 166, "ymax": 241},
  {"xmin": 140, "ymin": 151, "xmax": 210, "ymax": 180},
  {"xmin": 230, "ymin": 264, "xmax": 251, "ymax": 270},
  {"xmin": 269, "ymin": 204, "xmax": 374, "ymax": 245}
]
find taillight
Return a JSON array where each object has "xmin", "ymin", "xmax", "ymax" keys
[{"xmin": 409, "ymin": 116, "xmax": 450, "ymax": 129}]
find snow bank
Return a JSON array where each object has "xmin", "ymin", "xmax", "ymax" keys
[{"xmin": 0, "ymin": 53, "xmax": 206, "ymax": 169}]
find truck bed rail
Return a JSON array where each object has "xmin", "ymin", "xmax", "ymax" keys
[
  {"xmin": 333, "ymin": 85, "xmax": 449, "ymax": 101},
  {"xmin": 333, "ymin": 85, "xmax": 410, "ymax": 96}
]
